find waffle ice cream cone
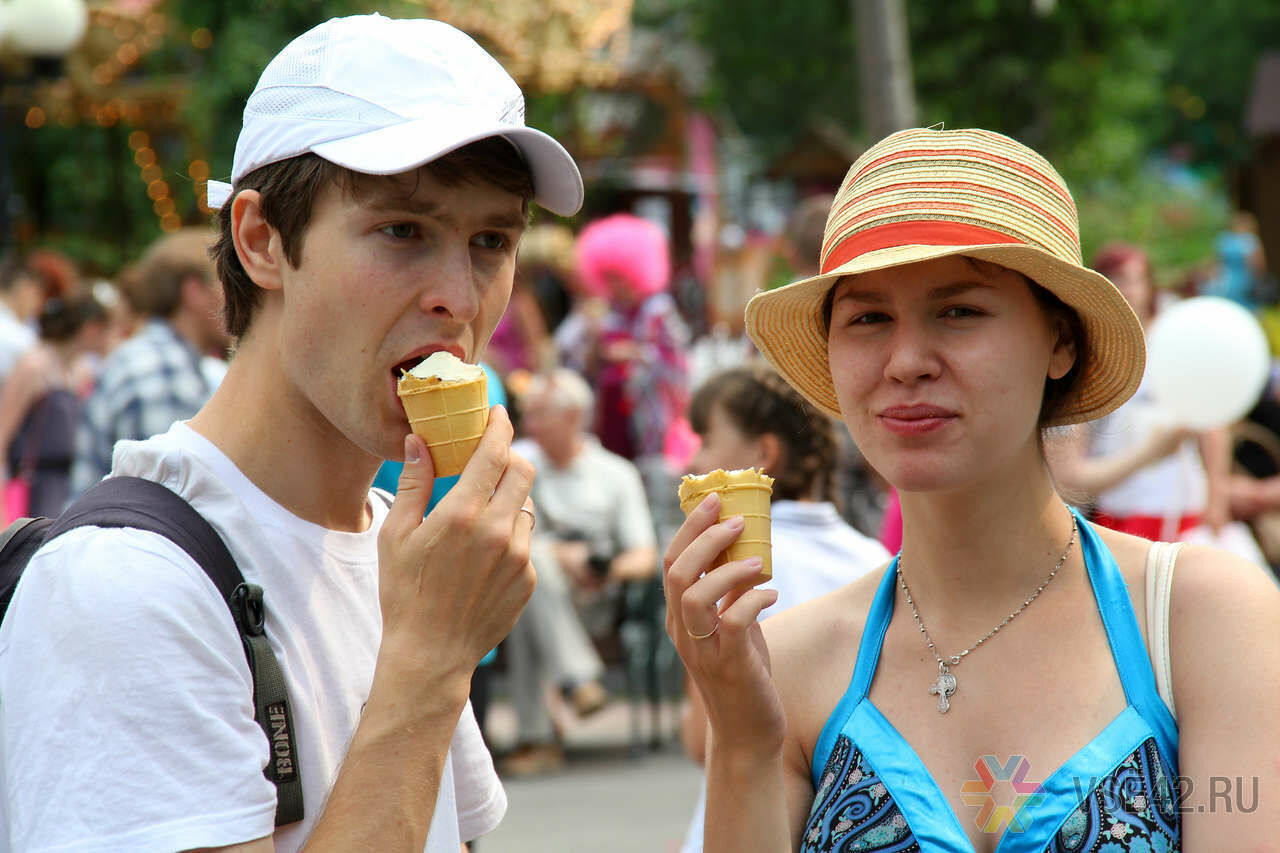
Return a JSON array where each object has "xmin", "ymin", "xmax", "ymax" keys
[
  {"xmin": 678, "ymin": 467, "xmax": 774, "ymax": 585},
  {"xmin": 397, "ymin": 354, "xmax": 488, "ymax": 477}
]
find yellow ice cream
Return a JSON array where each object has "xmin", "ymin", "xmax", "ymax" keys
[
  {"xmin": 397, "ymin": 352, "xmax": 488, "ymax": 477},
  {"xmin": 678, "ymin": 467, "xmax": 774, "ymax": 584}
]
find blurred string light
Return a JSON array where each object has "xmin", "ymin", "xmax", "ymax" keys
[
  {"xmin": 409, "ymin": 0, "xmax": 633, "ymax": 91},
  {"xmin": 12, "ymin": 2, "xmax": 216, "ymax": 231}
]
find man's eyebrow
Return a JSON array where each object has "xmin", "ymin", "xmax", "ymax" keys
[
  {"xmin": 364, "ymin": 194, "xmax": 443, "ymax": 217},
  {"xmin": 363, "ymin": 195, "xmax": 527, "ymax": 232},
  {"xmin": 483, "ymin": 211, "xmax": 530, "ymax": 233}
]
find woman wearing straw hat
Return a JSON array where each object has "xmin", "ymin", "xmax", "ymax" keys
[{"xmin": 663, "ymin": 127, "xmax": 1280, "ymax": 851}]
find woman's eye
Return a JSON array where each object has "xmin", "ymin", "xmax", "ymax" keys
[
  {"xmin": 380, "ymin": 223, "xmax": 418, "ymax": 240},
  {"xmin": 943, "ymin": 306, "xmax": 982, "ymax": 319},
  {"xmin": 849, "ymin": 311, "xmax": 889, "ymax": 325},
  {"xmin": 472, "ymin": 232, "xmax": 508, "ymax": 251}
]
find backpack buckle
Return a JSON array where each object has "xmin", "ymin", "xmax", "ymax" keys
[{"xmin": 230, "ymin": 582, "xmax": 266, "ymax": 636}]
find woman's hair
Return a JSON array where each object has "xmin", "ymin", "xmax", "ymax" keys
[
  {"xmin": 1090, "ymin": 242, "xmax": 1153, "ymax": 286},
  {"xmin": 25, "ymin": 249, "xmax": 79, "ymax": 300},
  {"xmin": 212, "ymin": 137, "xmax": 534, "ymax": 341},
  {"xmin": 38, "ymin": 291, "xmax": 105, "ymax": 343},
  {"xmin": 689, "ymin": 364, "xmax": 840, "ymax": 504},
  {"xmin": 574, "ymin": 213, "xmax": 670, "ymax": 300},
  {"xmin": 1027, "ymin": 283, "xmax": 1086, "ymax": 429}
]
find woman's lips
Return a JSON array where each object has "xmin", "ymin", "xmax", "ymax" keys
[{"xmin": 877, "ymin": 405, "xmax": 958, "ymax": 436}]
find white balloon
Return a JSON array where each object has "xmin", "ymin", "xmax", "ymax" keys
[{"xmin": 1146, "ymin": 296, "xmax": 1272, "ymax": 430}]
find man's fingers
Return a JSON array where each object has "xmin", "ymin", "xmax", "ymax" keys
[
  {"xmin": 487, "ymin": 446, "xmax": 535, "ymax": 519},
  {"xmin": 383, "ymin": 434, "xmax": 435, "ymax": 538},
  {"xmin": 453, "ymin": 405, "xmax": 515, "ymax": 503}
]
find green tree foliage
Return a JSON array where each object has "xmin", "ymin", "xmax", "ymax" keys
[
  {"xmin": 1158, "ymin": 0, "xmax": 1280, "ymax": 167},
  {"xmin": 685, "ymin": 0, "xmax": 859, "ymax": 160},
  {"xmin": 11, "ymin": 0, "xmax": 1280, "ymax": 280},
  {"xmin": 687, "ymin": 0, "xmax": 1276, "ymax": 278},
  {"xmin": 170, "ymin": 0, "xmax": 373, "ymax": 177}
]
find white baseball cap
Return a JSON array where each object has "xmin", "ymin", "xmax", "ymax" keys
[{"xmin": 206, "ymin": 14, "xmax": 584, "ymax": 217}]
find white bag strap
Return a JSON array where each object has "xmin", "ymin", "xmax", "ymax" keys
[{"xmin": 1144, "ymin": 540, "xmax": 1182, "ymax": 720}]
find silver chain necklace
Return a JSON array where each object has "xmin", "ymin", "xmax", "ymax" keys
[{"xmin": 896, "ymin": 511, "xmax": 1078, "ymax": 714}]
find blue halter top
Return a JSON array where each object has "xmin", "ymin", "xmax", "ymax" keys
[{"xmin": 802, "ymin": 509, "xmax": 1180, "ymax": 852}]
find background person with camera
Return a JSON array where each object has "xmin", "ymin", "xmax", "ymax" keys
[{"xmin": 503, "ymin": 367, "xmax": 658, "ymax": 776}]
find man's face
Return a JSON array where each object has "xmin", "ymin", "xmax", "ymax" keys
[
  {"xmin": 273, "ymin": 169, "xmax": 526, "ymax": 461},
  {"xmin": 187, "ymin": 274, "xmax": 229, "ymax": 356},
  {"xmin": 523, "ymin": 395, "xmax": 583, "ymax": 460}
]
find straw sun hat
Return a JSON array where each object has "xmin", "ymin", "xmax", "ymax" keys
[{"xmin": 744, "ymin": 127, "xmax": 1145, "ymax": 427}]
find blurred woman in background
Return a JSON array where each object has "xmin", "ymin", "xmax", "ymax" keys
[
  {"xmin": 678, "ymin": 363, "xmax": 889, "ymax": 853},
  {"xmin": 1050, "ymin": 242, "xmax": 1232, "ymax": 542},
  {"xmin": 0, "ymin": 290, "xmax": 109, "ymax": 518}
]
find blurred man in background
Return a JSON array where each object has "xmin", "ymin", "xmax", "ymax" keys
[
  {"xmin": 70, "ymin": 227, "xmax": 228, "ymax": 495},
  {"xmin": 504, "ymin": 368, "xmax": 658, "ymax": 775}
]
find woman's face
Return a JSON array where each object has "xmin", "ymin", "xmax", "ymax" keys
[
  {"xmin": 826, "ymin": 256, "xmax": 1075, "ymax": 494},
  {"xmin": 689, "ymin": 402, "xmax": 765, "ymax": 475}
]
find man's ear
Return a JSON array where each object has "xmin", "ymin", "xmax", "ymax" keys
[
  {"xmin": 1048, "ymin": 313, "xmax": 1078, "ymax": 381},
  {"xmin": 231, "ymin": 189, "xmax": 285, "ymax": 292}
]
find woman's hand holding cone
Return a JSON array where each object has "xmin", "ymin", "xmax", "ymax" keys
[{"xmin": 663, "ymin": 491, "xmax": 785, "ymax": 758}]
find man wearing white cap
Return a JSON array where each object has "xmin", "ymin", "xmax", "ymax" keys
[{"xmin": 0, "ymin": 14, "xmax": 582, "ymax": 852}]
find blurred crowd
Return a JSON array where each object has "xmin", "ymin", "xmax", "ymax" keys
[{"xmin": 3, "ymin": 192, "xmax": 1279, "ymax": 791}]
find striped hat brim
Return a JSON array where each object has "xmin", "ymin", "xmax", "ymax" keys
[{"xmin": 744, "ymin": 242, "xmax": 1146, "ymax": 428}]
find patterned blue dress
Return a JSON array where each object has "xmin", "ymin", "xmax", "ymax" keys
[{"xmin": 803, "ymin": 508, "xmax": 1180, "ymax": 851}]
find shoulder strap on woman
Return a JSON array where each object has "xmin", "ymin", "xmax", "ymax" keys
[{"xmin": 1144, "ymin": 540, "xmax": 1183, "ymax": 721}]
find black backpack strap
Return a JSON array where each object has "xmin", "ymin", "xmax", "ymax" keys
[
  {"xmin": 0, "ymin": 517, "xmax": 55, "ymax": 616},
  {"xmin": 47, "ymin": 476, "xmax": 304, "ymax": 826}
]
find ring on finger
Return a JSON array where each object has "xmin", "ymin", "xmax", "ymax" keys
[
  {"xmin": 687, "ymin": 619, "xmax": 719, "ymax": 641},
  {"xmin": 518, "ymin": 505, "xmax": 536, "ymax": 531}
]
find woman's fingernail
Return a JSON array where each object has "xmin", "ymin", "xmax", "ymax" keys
[
  {"xmin": 405, "ymin": 436, "xmax": 420, "ymax": 464},
  {"xmin": 701, "ymin": 494, "xmax": 719, "ymax": 514},
  {"xmin": 746, "ymin": 557, "xmax": 763, "ymax": 570},
  {"xmin": 727, "ymin": 515, "xmax": 744, "ymax": 530}
]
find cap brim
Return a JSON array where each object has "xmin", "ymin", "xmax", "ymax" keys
[
  {"xmin": 311, "ymin": 117, "xmax": 584, "ymax": 217},
  {"xmin": 744, "ymin": 243, "xmax": 1146, "ymax": 427}
]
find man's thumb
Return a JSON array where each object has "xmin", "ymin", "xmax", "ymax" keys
[{"xmin": 390, "ymin": 434, "xmax": 434, "ymax": 524}]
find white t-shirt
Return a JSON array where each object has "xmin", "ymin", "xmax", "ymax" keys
[
  {"xmin": 0, "ymin": 422, "xmax": 505, "ymax": 852},
  {"xmin": 513, "ymin": 436, "xmax": 657, "ymax": 557},
  {"xmin": 1088, "ymin": 377, "xmax": 1207, "ymax": 518},
  {"xmin": 681, "ymin": 500, "xmax": 890, "ymax": 852},
  {"xmin": 0, "ymin": 303, "xmax": 34, "ymax": 388}
]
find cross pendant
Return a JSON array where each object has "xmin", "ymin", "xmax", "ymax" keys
[{"xmin": 929, "ymin": 662, "xmax": 957, "ymax": 714}]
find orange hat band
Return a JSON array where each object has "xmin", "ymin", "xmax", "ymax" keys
[{"xmin": 821, "ymin": 220, "xmax": 1022, "ymax": 274}]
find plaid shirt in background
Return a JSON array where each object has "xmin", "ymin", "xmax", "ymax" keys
[{"xmin": 71, "ymin": 320, "xmax": 216, "ymax": 499}]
